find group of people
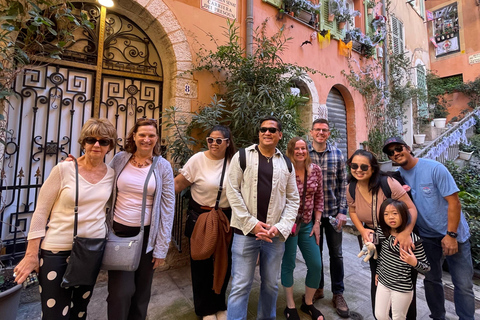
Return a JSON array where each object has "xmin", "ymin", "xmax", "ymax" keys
[{"xmin": 12, "ymin": 115, "xmax": 476, "ymax": 320}]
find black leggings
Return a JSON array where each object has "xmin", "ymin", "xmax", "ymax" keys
[
  {"xmin": 107, "ymin": 222, "xmax": 154, "ymax": 320},
  {"xmin": 39, "ymin": 250, "xmax": 95, "ymax": 320}
]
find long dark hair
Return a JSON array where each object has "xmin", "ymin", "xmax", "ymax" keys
[
  {"xmin": 208, "ymin": 125, "xmax": 237, "ymax": 161},
  {"xmin": 346, "ymin": 149, "xmax": 388, "ymax": 195},
  {"xmin": 378, "ymin": 198, "xmax": 410, "ymax": 237}
]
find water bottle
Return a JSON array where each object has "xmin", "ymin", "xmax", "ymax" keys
[{"xmin": 329, "ymin": 216, "xmax": 342, "ymax": 233}]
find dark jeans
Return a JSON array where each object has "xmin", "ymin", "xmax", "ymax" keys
[
  {"xmin": 369, "ymin": 242, "xmax": 417, "ymax": 320},
  {"xmin": 39, "ymin": 250, "xmax": 95, "ymax": 320},
  {"xmin": 319, "ymin": 216, "xmax": 345, "ymax": 294},
  {"xmin": 107, "ymin": 223, "xmax": 154, "ymax": 320},
  {"xmin": 422, "ymin": 236, "xmax": 475, "ymax": 320}
]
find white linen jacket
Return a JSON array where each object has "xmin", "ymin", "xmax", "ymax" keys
[{"xmin": 226, "ymin": 145, "xmax": 300, "ymax": 241}]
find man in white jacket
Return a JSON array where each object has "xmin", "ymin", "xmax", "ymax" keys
[{"xmin": 226, "ymin": 116, "xmax": 299, "ymax": 320}]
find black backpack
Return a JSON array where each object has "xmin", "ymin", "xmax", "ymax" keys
[
  {"xmin": 348, "ymin": 171, "xmax": 412, "ymax": 200},
  {"xmin": 239, "ymin": 148, "xmax": 292, "ymax": 173}
]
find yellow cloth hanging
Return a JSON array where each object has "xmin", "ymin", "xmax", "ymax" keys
[
  {"xmin": 338, "ymin": 40, "xmax": 352, "ymax": 57},
  {"xmin": 317, "ymin": 30, "xmax": 331, "ymax": 49}
]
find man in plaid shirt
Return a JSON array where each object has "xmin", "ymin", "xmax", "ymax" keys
[{"xmin": 308, "ymin": 118, "xmax": 349, "ymax": 318}]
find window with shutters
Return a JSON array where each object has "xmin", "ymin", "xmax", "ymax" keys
[
  {"xmin": 391, "ymin": 16, "xmax": 404, "ymax": 55},
  {"xmin": 416, "ymin": 65, "xmax": 428, "ymax": 118},
  {"xmin": 320, "ymin": 0, "xmax": 343, "ymax": 39}
]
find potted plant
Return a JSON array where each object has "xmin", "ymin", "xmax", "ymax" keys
[
  {"xmin": 284, "ymin": 0, "xmax": 320, "ymax": 23},
  {"xmin": 329, "ymin": 0, "xmax": 360, "ymax": 29},
  {"xmin": 365, "ymin": 0, "xmax": 375, "ymax": 15},
  {"xmin": 432, "ymin": 104, "xmax": 449, "ymax": 128},
  {"xmin": 458, "ymin": 143, "xmax": 474, "ymax": 161},
  {"xmin": 0, "ymin": 232, "xmax": 23, "ymax": 320}
]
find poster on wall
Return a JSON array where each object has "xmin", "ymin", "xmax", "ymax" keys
[
  {"xmin": 201, "ymin": 0, "xmax": 237, "ymax": 20},
  {"xmin": 435, "ymin": 36, "xmax": 459, "ymax": 56}
]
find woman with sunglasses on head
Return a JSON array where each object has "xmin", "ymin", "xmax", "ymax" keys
[
  {"xmin": 174, "ymin": 125, "xmax": 236, "ymax": 320},
  {"xmin": 346, "ymin": 149, "xmax": 417, "ymax": 319},
  {"xmin": 14, "ymin": 118, "xmax": 117, "ymax": 319},
  {"xmin": 281, "ymin": 137, "xmax": 325, "ymax": 320},
  {"xmin": 107, "ymin": 117, "xmax": 175, "ymax": 320}
]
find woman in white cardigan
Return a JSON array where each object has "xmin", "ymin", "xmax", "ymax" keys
[{"xmin": 106, "ymin": 118, "xmax": 175, "ymax": 320}]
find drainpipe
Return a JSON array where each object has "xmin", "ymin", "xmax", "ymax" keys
[
  {"xmin": 246, "ymin": 0, "xmax": 253, "ymax": 56},
  {"xmin": 382, "ymin": 0, "xmax": 388, "ymax": 89}
]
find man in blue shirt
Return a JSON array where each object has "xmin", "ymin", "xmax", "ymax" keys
[
  {"xmin": 383, "ymin": 137, "xmax": 475, "ymax": 320},
  {"xmin": 309, "ymin": 118, "xmax": 349, "ymax": 318}
]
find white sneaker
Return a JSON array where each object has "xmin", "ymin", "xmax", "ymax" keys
[
  {"xmin": 203, "ymin": 314, "xmax": 217, "ymax": 320},
  {"xmin": 216, "ymin": 310, "xmax": 227, "ymax": 320}
]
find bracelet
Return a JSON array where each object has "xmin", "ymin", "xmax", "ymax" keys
[{"xmin": 315, "ymin": 219, "xmax": 321, "ymax": 224}]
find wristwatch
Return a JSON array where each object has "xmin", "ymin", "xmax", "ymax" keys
[{"xmin": 446, "ymin": 231, "xmax": 458, "ymax": 238}]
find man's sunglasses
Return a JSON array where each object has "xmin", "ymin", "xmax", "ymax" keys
[
  {"xmin": 84, "ymin": 137, "xmax": 111, "ymax": 147},
  {"xmin": 386, "ymin": 145, "xmax": 404, "ymax": 157},
  {"xmin": 259, "ymin": 127, "xmax": 278, "ymax": 134},
  {"xmin": 206, "ymin": 137, "xmax": 229, "ymax": 144},
  {"xmin": 350, "ymin": 163, "xmax": 370, "ymax": 171}
]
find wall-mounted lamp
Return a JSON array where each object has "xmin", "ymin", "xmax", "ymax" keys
[{"xmin": 98, "ymin": 0, "xmax": 114, "ymax": 7}]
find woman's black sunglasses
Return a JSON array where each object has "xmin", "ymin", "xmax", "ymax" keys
[
  {"xmin": 259, "ymin": 127, "xmax": 278, "ymax": 134},
  {"xmin": 386, "ymin": 145, "xmax": 404, "ymax": 157},
  {"xmin": 350, "ymin": 163, "xmax": 370, "ymax": 171},
  {"xmin": 84, "ymin": 137, "xmax": 111, "ymax": 147}
]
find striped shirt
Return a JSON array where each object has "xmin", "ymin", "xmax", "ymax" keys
[
  {"xmin": 309, "ymin": 142, "xmax": 347, "ymax": 218},
  {"xmin": 377, "ymin": 231, "xmax": 430, "ymax": 292}
]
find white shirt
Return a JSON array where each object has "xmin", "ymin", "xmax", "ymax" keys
[
  {"xmin": 180, "ymin": 152, "xmax": 230, "ymax": 208},
  {"xmin": 114, "ymin": 163, "xmax": 156, "ymax": 226}
]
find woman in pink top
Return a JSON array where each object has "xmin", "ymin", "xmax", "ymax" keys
[
  {"xmin": 346, "ymin": 149, "xmax": 417, "ymax": 319},
  {"xmin": 281, "ymin": 137, "xmax": 325, "ymax": 320},
  {"xmin": 14, "ymin": 118, "xmax": 117, "ymax": 319}
]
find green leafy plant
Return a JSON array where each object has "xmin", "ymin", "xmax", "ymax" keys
[
  {"xmin": 364, "ymin": 0, "xmax": 376, "ymax": 9},
  {"xmin": 0, "ymin": 0, "xmax": 92, "ymax": 145},
  {"xmin": 284, "ymin": 0, "xmax": 321, "ymax": 15},
  {"xmin": 163, "ymin": 19, "xmax": 329, "ymax": 166},
  {"xmin": 329, "ymin": 0, "xmax": 361, "ymax": 23}
]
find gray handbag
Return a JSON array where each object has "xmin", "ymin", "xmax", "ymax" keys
[{"xmin": 101, "ymin": 156, "xmax": 158, "ymax": 271}]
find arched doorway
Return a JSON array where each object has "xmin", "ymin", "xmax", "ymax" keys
[
  {"xmin": 326, "ymin": 87, "xmax": 348, "ymax": 156},
  {"xmin": 1, "ymin": 2, "xmax": 164, "ymax": 258}
]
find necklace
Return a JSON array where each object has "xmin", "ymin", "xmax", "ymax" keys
[
  {"xmin": 131, "ymin": 154, "xmax": 153, "ymax": 168},
  {"xmin": 262, "ymin": 153, "xmax": 274, "ymax": 163}
]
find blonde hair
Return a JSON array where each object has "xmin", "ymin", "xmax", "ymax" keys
[
  {"xmin": 78, "ymin": 118, "xmax": 117, "ymax": 151},
  {"xmin": 287, "ymin": 137, "xmax": 312, "ymax": 170}
]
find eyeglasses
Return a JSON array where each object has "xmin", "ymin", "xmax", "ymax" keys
[
  {"xmin": 386, "ymin": 145, "xmax": 404, "ymax": 157},
  {"xmin": 350, "ymin": 163, "xmax": 370, "ymax": 171},
  {"xmin": 206, "ymin": 137, "xmax": 229, "ymax": 144},
  {"xmin": 259, "ymin": 127, "xmax": 278, "ymax": 134},
  {"xmin": 84, "ymin": 137, "xmax": 111, "ymax": 147},
  {"xmin": 312, "ymin": 128, "xmax": 329, "ymax": 133}
]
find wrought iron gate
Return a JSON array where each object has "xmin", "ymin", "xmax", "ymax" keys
[{"xmin": 0, "ymin": 3, "xmax": 164, "ymax": 263}]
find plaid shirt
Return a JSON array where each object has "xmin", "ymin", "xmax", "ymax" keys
[{"xmin": 309, "ymin": 142, "xmax": 347, "ymax": 218}]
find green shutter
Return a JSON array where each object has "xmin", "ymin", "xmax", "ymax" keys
[
  {"xmin": 417, "ymin": 65, "xmax": 428, "ymax": 117},
  {"xmin": 263, "ymin": 0, "xmax": 283, "ymax": 8},
  {"xmin": 364, "ymin": 1, "xmax": 373, "ymax": 35},
  {"xmin": 320, "ymin": 0, "xmax": 342, "ymax": 39}
]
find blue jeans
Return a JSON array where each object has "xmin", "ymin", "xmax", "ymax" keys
[
  {"xmin": 422, "ymin": 236, "xmax": 475, "ymax": 320},
  {"xmin": 227, "ymin": 233, "xmax": 285, "ymax": 320},
  {"xmin": 319, "ymin": 216, "xmax": 345, "ymax": 294},
  {"xmin": 281, "ymin": 222, "xmax": 322, "ymax": 288}
]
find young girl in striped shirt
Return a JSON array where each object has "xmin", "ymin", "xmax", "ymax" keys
[{"xmin": 375, "ymin": 199, "xmax": 430, "ymax": 320}]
